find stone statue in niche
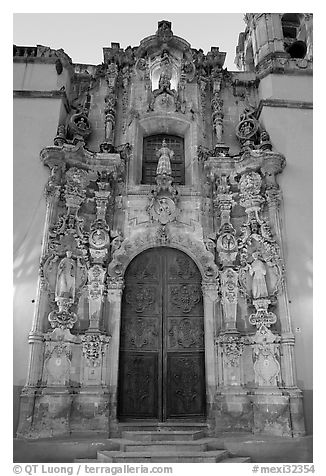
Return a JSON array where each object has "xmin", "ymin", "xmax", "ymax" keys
[
  {"xmin": 250, "ymin": 252, "xmax": 268, "ymax": 299},
  {"xmin": 55, "ymin": 251, "xmax": 76, "ymax": 301},
  {"xmin": 158, "ymin": 53, "xmax": 172, "ymax": 90},
  {"xmin": 156, "ymin": 139, "xmax": 173, "ymax": 176}
]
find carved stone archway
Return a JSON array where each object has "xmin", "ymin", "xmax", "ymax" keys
[
  {"xmin": 108, "ymin": 226, "xmax": 218, "ymax": 284},
  {"xmin": 106, "ymin": 226, "xmax": 219, "ymax": 431}
]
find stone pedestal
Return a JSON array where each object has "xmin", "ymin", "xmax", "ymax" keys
[
  {"xmin": 286, "ymin": 388, "xmax": 306, "ymax": 436},
  {"xmin": 70, "ymin": 387, "xmax": 110, "ymax": 435},
  {"xmin": 251, "ymin": 388, "xmax": 291, "ymax": 436},
  {"xmin": 213, "ymin": 387, "xmax": 253, "ymax": 433},
  {"xmin": 30, "ymin": 387, "xmax": 73, "ymax": 438}
]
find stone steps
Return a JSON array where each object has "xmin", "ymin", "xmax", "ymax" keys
[
  {"xmin": 122, "ymin": 440, "xmax": 208, "ymax": 452},
  {"xmin": 72, "ymin": 428, "xmax": 252, "ymax": 464},
  {"xmin": 221, "ymin": 457, "xmax": 252, "ymax": 463},
  {"xmin": 97, "ymin": 449, "xmax": 230, "ymax": 463},
  {"xmin": 121, "ymin": 430, "xmax": 206, "ymax": 441}
]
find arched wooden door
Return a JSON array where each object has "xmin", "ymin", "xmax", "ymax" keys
[{"xmin": 118, "ymin": 247, "xmax": 206, "ymax": 421}]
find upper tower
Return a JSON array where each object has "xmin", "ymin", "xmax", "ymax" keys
[{"xmin": 235, "ymin": 13, "xmax": 313, "ymax": 75}]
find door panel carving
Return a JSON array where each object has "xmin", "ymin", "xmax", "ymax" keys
[
  {"xmin": 167, "ymin": 353, "xmax": 206, "ymax": 417},
  {"xmin": 168, "ymin": 317, "xmax": 204, "ymax": 349},
  {"xmin": 118, "ymin": 353, "xmax": 158, "ymax": 418},
  {"xmin": 120, "ymin": 317, "xmax": 159, "ymax": 350},
  {"xmin": 168, "ymin": 284, "xmax": 203, "ymax": 314},
  {"xmin": 124, "ymin": 285, "xmax": 158, "ymax": 314},
  {"xmin": 118, "ymin": 248, "xmax": 206, "ymax": 421}
]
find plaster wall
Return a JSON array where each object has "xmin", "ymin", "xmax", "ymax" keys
[
  {"xmin": 13, "ymin": 62, "xmax": 71, "ymax": 94},
  {"xmin": 259, "ymin": 74, "xmax": 312, "ymax": 102},
  {"xmin": 13, "ymin": 97, "xmax": 65, "ymax": 388},
  {"xmin": 258, "ymin": 74, "xmax": 313, "ymax": 433}
]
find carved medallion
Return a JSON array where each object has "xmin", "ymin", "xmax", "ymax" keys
[
  {"xmin": 170, "ymin": 284, "xmax": 202, "ymax": 313},
  {"xmin": 168, "ymin": 318, "xmax": 204, "ymax": 349},
  {"xmin": 89, "ymin": 229, "xmax": 110, "ymax": 249},
  {"xmin": 149, "ymin": 196, "xmax": 178, "ymax": 225},
  {"xmin": 121, "ymin": 317, "xmax": 158, "ymax": 349},
  {"xmin": 125, "ymin": 285, "xmax": 156, "ymax": 313}
]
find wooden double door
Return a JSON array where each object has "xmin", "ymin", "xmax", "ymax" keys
[{"xmin": 118, "ymin": 248, "xmax": 206, "ymax": 421}]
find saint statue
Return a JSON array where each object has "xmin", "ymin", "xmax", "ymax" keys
[
  {"xmin": 158, "ymin": 53, "xmax": 172, "ymax": 91},
  {"xmin": 156, "ymin": 139, "xmax": 173, "ymax": 176},
  {"xmin": 55, "ymin": 251, "xmax": 76, "ymax": 301},
  {"xmin": 249, "ymin": 252, "xmax": 268, "ymax": 299}
]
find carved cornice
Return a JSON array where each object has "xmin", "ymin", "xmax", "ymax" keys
[
  {"xmin": 40, "ymin": 144, "xmax": 125, "ymax": 177},
  {"xmin": 256, "ymin": 56, "xmax": 313, "ymax": 80},
  {"xmin": 256, "ymin": 99, "xmax": 313, "ymax": 118},
  {"xmin": 13, "ymin": 90, "xmax": 69, "ymax": 102}
]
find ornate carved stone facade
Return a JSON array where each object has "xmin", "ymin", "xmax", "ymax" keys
[{"xmin": 15, "ymin": 15, "xmax": 311, "ymax": 439}]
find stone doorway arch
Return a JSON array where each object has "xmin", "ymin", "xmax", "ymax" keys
[{"xmin": 106, "ymin": 228, "xmax": 219, "ymax": 431}]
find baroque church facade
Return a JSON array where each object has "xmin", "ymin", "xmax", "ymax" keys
[{"xmin": 13, "ymin": 14, "xmax": 313, "ymax": 443}]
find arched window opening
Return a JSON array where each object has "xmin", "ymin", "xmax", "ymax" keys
[
  {"xmin": 142, "ymin": 134, "xmax": 185, "ymax": 185},
  {"xmin": 281, "ymin": 13, "xmax": 307, "ymax": 59}
]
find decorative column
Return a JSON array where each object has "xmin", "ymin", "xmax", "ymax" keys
[
  {"xmin": 106, "ymin": 279, "xmax": 124, "ymax": 435},
  {"xmin": 201, "ymin": 282, "xmax": 219, "ymax": 429},
  {"xmin": 102, "ymin": 62, "xmax": 119, "ymax": 150}
]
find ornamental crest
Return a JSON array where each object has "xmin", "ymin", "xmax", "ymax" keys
[
  {"xmin": 156, "ymin": 20, "xmax": 173, "ymax": 44},
  {"xmin": 249, "ymin": 298, "xmax": 277, "ymax": 328},
  {"xmin": 48, "ymin": 299, "xmax": 78, "ymax": 330},
  {"xmin": 148, "ymin": 196, "xmax": 178, "ymax": 225}
]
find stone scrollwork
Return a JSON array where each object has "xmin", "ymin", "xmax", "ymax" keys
[
  {"xmin": 216, "ymin": 333, "xmax": 245, "ymax": 368},
  {"xmin": 48, "ymin": 298, "xmax": 78, "ymax": 330},
  {"xmin": 239, "ymin": 171, "xmax": 264, "ymax": 212},
  {"xmin": 64, "ymin": 167, "xmax": 89, "ymax": 212},
  {"xmin": 221, "ymin": 268, "xmax": 238, "ymax": 305},
  {"xmin": 87, "ymin": 265, "xmax": 106, "ymax": 301},
  {"xmin": 81, "ymin": 334, "xmax": 111, "ymax": 367},
  {"xmin": 235, "ymin": 105, "xmax": 259, "ymax": 151},
  {"xmin": 220, "ymin": 268, "xmax": 239, "ymax": 331},
  {"xmin": 249, "ymin": 298, "xmax": 277, "ymax": 329}
]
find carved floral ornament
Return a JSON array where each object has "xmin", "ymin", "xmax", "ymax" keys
[
  {"xmin": 81, "ymin": 334, "xmax": 111, "ymax": 367},
  {"xmin": 220, "ymin": 268, "xmax": 238, "ymax": 305},
  {"xmin": 215, "ymin": 333, "xmax": 245, "ymax": 367}
]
